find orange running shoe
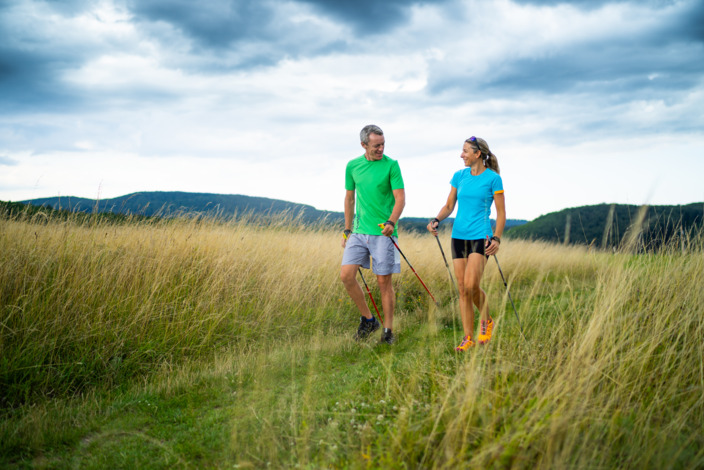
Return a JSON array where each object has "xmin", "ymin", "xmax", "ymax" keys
[
  {"xmin": 478, "ymin": 317, "xmax": 494, "ymax": 345},
  {"xmin": 455, "ymin": 335, "xmax": 475, "ymax": 351}
]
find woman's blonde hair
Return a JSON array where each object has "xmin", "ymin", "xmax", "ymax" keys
[{"xmin": 466, "ymin": 136, "xmax": 500, "ymax": 174}]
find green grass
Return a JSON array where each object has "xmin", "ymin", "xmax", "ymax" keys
[{"xmin": 1, "ymin": 213, "xmax": 703, "ymax": 468}]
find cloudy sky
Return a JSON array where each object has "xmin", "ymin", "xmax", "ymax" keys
[{"xmin": 1, "ymin": 0, "xmax": 703, "ymax": 221}]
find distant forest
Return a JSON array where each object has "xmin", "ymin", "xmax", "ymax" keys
[{"xmin": 506, "ymin": 203, "xmax": 703, "ymax": 250}]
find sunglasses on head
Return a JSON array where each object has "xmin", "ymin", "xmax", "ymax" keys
[
  {"xmin": 467, "ymin": 136, "xmax": 487, "ymax": 158},
  {"xmin": 468, "ymin": 136, "xmax": 480, "ymax": 150}
]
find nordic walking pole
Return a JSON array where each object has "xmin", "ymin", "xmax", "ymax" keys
[
  {"xmin": 435, "ymin": 236, "xmax": 459, "ymax": 298},
  {"xmin": 379, "ymin": 224, "xmax": 438, "ymax": 305},
  {"xmin": 492, "ymin": 254, "xmax": 526, "ymax": 340},
  {"xmin": 357, "ymin": 268, "xmax": 384, "ymax": 325}
]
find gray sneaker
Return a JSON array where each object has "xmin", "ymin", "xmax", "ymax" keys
[
  {"xmin": 380, "ymin": 328, "xmax": 394, "ymax": 345},
  {"xmin": 356, "ymin": 316, "xmax": 380, "ymax": 340}
]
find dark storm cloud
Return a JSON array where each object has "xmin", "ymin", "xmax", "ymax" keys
[
  {"xmin": 122, "ymin": 0, "xmax": 368, "ymax": 71},
  {"xmin": 0, "ymin": 0, "xmax": 190, "ymax": 113},
  {"xmin": 512, "ymin": 0, "xmax": 704, "ymax": 42},
  {"xmin": 125, "ymin": 0, "xmax": 274, "ymax": 49},
  {"xmin": 510, "ymin": 0, "xmax": 671, "ymax": 7},
  {"xmin": 124, "ymin": 0, "xmax": 453, "ymax": 61},
  {"xmin": 40, "ymin": 0, "xmax": 96, "ymax": 14},
  {"xmin": 428, "ymin": 1, "xmax": 704, "ymax": 102},
  {"xmin": 0, "ymin": 0, "xmax": 145, "ymax": 113},
  {"xmin": 0, "ymin": 0, "xmax": 297, "ymax": 115},
  {"xmin": 672, "ymin": 0, "xmax": 704, "ymax": 42},
  {"xmin": 297, "ymin": 0, "xmax": 419, "ymax": 33},
  {"xmin": 472, "ymin": 45, "xmax": 700, "ymax": 97},
  {"xmin": 0, "ymin": 28, "xmax": 86, "ymax": 112},
  {"xmin": 125, "ymin": 0, "xmax": 450, "ymax": 46}
]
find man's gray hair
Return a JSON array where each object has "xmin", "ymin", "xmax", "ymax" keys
[{"xmin": 360, "ymin": 124, "xmax": 384, "ymax": 144}]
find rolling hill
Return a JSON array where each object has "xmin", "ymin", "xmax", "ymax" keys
[
  {"xmin": 16, "ymin": 191, "xmax": 527, "ymax": 234},
  {"xmin": 507, "ymin": 202, "xmax": 704, "ymax": 249},
  {"xmin": 20, "ymin": 192, "xmax": 324, "ymax": 220}
]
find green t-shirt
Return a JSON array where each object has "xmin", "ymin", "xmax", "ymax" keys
[{"xmin": 345, "ymin": 154, "xmax": 404, "ymax": 236}]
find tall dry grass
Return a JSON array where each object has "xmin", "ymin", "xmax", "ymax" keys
[
  {"xmin": 1, "ymin": 212, "xmax": 702, "ymax": 468},
  {"xmin": 0, "ymin": 214, "xmax": 350, "ymax": 406},
  {"xmin": 408, "ymin": 238, "xmax": 704, "ymax": 468},
  {"xmin": 0, "ymin": 213, "xmax": 461, "ymax": 407},
  {"xmin": 204, "ymin": 230, "xmax": 703, "ymax": 468}
]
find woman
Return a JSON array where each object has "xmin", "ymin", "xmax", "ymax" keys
[{"xmin": 427, "ymin": 136, "xmax": 505, "ymax": 350}]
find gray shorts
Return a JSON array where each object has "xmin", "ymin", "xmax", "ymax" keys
[{"xmin": 342, "ymin": 233, "xmax": 401, "ymax": 275}]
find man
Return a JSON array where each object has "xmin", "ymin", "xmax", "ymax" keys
[{"xmin": 340, "ymin": 124, "xmax": 405, "ymax": 344}]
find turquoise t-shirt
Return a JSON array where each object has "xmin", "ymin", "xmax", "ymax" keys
[
  {"xmin": 450, "ymin": 168, "xmax": 503, "ymax": 240},
  {"xmin": 345, "ymin": 155, "xmax": 404, "ymax": 236}
]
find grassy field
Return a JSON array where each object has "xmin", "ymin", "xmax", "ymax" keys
[{"xmin": 1, "ymin": 211, "xmax": 703, "ymax": 469}]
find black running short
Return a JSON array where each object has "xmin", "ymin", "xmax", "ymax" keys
[{"xmin": 451, "ymin": 238, "xmax": 488, "ymax": 259}]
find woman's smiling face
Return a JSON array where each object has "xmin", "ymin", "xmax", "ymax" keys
[{"xmin": 461, "ymin": 142, "xmax": 479, "ymax": 166}]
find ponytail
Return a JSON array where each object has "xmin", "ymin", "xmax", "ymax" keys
[{"xmin": 484, "ymin": 151, "xmax": 500, "ymax": 174}]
